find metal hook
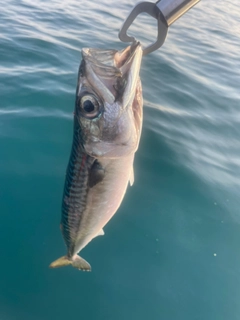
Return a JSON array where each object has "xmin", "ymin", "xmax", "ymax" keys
[
  {"xmin": 118, "ymin": 2, "xmax": 168, "ymax": 56},
  {"xmin": 118, "ymin": 0, "xmax": 201, "ymax": 55}
]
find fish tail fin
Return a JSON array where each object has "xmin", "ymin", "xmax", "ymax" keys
[
  {"xmin": 49, "ymin": 256, "xmax": 72, "ymax": 269},
  {"xmin": 49, "ymin": 255, "xmax": 91, "ymax": 271},
  {"xmin": 72, "ymin": 255, "xmax": 91, "ymax": 271}
]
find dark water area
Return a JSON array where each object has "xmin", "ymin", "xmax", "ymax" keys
[{"xmin": 1, "ymin": 1, "xmax": 240, "ymax": 319}]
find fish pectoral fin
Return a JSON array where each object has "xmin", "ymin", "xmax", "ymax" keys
[
  {"xmin": 129, "ymin": 166, "xmax": 134, "ymax": 186},
  {"xmin": 49, "ymin": 255, "xmax": 91, "ymax": 271},
  {"xmin": 89, "ymin": 160, "xmax": 105, "ymax": 188}
]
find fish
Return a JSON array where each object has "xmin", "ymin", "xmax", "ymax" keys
[{"xmin": 49, "ymin": 41, "xmax": 143, "ymax": 271}]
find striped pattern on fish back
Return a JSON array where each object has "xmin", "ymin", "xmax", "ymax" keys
[{"xmin": 61, "ymin": 118, "xmax": 94, "ymax": 256}]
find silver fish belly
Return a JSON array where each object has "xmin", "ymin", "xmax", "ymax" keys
[{"xmin": 50, "ymin": 42, "xmax": 143, "ymax": 271}]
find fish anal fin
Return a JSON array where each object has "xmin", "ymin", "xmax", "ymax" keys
[
  {"xmin": 97, "ymin": 228, "xmax": 104, "ymax": 236},
  {"xmin": 129, "ymin": 166, "xmax": 134, "ymax": 186}
]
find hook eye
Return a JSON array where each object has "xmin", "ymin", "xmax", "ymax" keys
[{"xmin": 118, "ymin": 1, "xmax": 168, "ymax": 55}]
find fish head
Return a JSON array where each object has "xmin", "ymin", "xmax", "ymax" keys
[{"xmin": 75, "ymin": 42, "xmax": 143, "ymax": 158}]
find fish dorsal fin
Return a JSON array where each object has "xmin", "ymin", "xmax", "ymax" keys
[{"xmin": 129, "ymin": 166, "xmax": 134, "ymax": 186}]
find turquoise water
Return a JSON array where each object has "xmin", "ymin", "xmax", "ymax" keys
[{"xmin": 1, "ymin": 0, "xmax": 240, "ymax": 319}]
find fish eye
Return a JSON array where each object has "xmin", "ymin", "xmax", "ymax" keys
[{"xmin": 79, "ymin": 94, "xmax": 101, "ymax": 119}]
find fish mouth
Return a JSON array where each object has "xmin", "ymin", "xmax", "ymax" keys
[
  {"xmin": 81, "ymin": 42, "xmax": 142, "ymax": 105},
  {"xmin": 114, "ymin": 42, "xmax": 142, "ymax": 106},
  {"xmin": 114, "ymin": 41, "xmax": 142, "ymax": 69}
]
